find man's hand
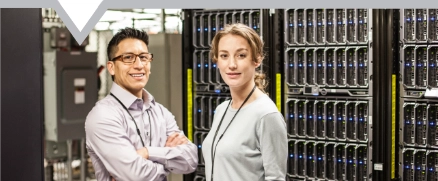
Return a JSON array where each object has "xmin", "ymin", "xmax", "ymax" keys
[
  {"xmin": 109, "ymin": 173, "xmax": 116, "ymax": 181},
  {"xmin": 136, "ymin": 147, "xmax": 149, "ymax": 159},
  {"xmin": 165, "ymin": 132, "xmax": 189, "ymax": 147}
]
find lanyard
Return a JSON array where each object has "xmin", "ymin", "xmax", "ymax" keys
[
  {"xmin": 210, "ymin": 84, "xmax": 256, "ymax": 180},
  {"xmin": 110, "ymin": 93, "xmax": 152, "ymax": 147}
]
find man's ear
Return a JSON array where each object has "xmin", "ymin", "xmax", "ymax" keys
[{"xmin": 107, "ymin": 61, "xmax": 115, "ymax": 76}]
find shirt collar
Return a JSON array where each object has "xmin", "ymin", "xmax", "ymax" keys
[{"xmin": 110, "ymin": 82, "xmax": 156, "ymax": 110}]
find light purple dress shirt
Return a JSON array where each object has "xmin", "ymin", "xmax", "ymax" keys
[{"xmin": 85, "ymin": 82, "xmax": 198, "ymax": 181}]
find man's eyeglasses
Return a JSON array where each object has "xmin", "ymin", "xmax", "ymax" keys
[{"xmin": 111, "ymin": 53, "xmax": 154, "ymax": 65}]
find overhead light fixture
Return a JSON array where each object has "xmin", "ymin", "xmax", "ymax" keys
[
  {"xmin": 132, "ymin": 9, "xmax": 144, "ymax": 13},
  {"xmin": 131, "ymin": 13, "xmax": 157, "ymax": 20},
  {"xmin": 99, "ymin": 11, "xmax": 124, "ymax": 22},
  {"xmin": 94, "ymin": 22, "xmax": 110, "ymax": 31},
  {"xmin": 142, "ymin": 9, "xmax": 163, "ymax": 14},
  {"xmin": 164, "ymin": 9, "xmax": 181, "ymax": 14}
]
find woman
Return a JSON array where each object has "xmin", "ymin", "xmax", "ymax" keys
[{"xmin": 202, "ymin": 23, "xmax": 287, "ymax": 181}]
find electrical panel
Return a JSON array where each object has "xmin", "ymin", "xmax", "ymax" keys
[
  {"xmin": 43, "ymin": 51, "xmax": 98, "ymax": 142},
  {"xmin": 399, "ymin": 9, "xmax": 438, "ymax": 181},
  {"xmin": 283, "ymin": 9, "xmax": 373, "ymax": 180},
  {"xmin": 185, "ymin": 9, "xmax": 267, "ymax": 180}
]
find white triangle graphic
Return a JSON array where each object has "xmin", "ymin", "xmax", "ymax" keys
[{"xmin": 58, "ymin": 0, "xmax": 103, "ymax": 32}]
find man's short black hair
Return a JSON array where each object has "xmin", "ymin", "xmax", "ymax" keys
[{"xmin": 106, "ymin": 27, "xmax": 149, "ymax": 61}]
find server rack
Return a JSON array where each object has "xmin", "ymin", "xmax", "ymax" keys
[
  {"xmin": 278, "ymin": 9, "xmax": 374, "ymax": 181},
  {"xmin": 399, "ymin": 9, "xmax": 438, "ymax": 181},
  {"xmin": 183, "ymin": 8, "xmax": 397, "ymax": 181},
  {"xmin": 182, "ymin": 9, "xmax": 275, "ymax": 181}
]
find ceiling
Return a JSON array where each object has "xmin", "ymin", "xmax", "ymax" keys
[
  {"xmin": 97, "ymin": 9, "xmax": 183, "ymax": 33},
  {"xmin": 42, "ymin": 8, "xmax": 183, "ymax": 34}
]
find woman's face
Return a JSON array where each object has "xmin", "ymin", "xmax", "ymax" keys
[{"xmin": 216, "ymin": 34, "xmax": 260, "ymax": 89}]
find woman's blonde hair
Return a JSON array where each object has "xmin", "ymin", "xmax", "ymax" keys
[{"xmin": 210, "ymin": 23, "xmax": 268, "ymax": 93}]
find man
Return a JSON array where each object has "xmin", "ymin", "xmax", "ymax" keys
[{"xmin": 85, "ymin": 27, "xmax": 198, "ymax": 181}]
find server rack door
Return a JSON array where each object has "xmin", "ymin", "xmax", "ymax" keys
[
  {"xmin": 182, "ymin": 9, "xmax": 274, "ymax": 181},
  {"xmin": 280, "ymin": 8, "xmax": 375, "ymax": 181}
]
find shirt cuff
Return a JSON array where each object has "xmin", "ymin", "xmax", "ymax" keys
[{"xmin": 147, "ymin": 147, "xmax": 170, "ymax": 167}]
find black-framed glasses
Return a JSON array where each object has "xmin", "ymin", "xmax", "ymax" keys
[{"xmin": 111, "ymin": 53, "xmax": 154, "ymax": 65}]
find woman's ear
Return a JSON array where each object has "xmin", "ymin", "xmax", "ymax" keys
[
  {"xmin": 255, "ymin": 62, "xmax": 261, "ymax": 68},
  {"xmin": 254, "ymin": 56, "xmax": 262, "ymax": 68}
]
